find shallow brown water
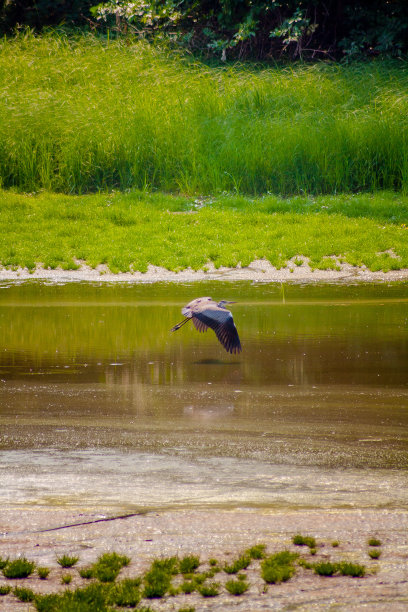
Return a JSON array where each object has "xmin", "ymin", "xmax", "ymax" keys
[{"xmin": 0, "ymin": 280, "xmax": 407, "ymax": 512}]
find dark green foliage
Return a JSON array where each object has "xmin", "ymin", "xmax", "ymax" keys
[
  {"xmin": 108, "ymin": 578, "xmax": 141, "ymax": 607},
  {"xmin": 209, "ymin": 559, "xmax": 218, "ymax": 567},
  {"xmin": 3, "ymin": 557, "xmax": 35, "ymax": 579},
  {"xmin": 180, "ymin": 580, "xmax": 196, "ymax": 594},
  {"xmin": 3, "ymin": 0, "xmax": 407, "ymax": 60},
  {"xmin": 35, "ymin": 583, "xmax": 112, "ymax": 612},
  {"xmin": 0, "ymin": 585, "xmax": 11, "ymax": 595},
  {"xmin": 57, "ymin": 554, "xmax": 79, "ymax": 568},
  {"xmin": 368, "ymin": 549, "xmax": 381, "ymax": 559},
  {"xmin": 246, "ymin": 544, "xmax": 266, "ymax": 559},
  {"xmin": 179, "ymin": 555, "xmax": 200, "ymax": 574},
  {"xmin": 79, "ymin": 568, "xmax": 93, "ymax": 579},
  {"xmin": 197, "ymin": 582, "xmax": 220, "ymax": 597},
  {"xmin": 14, "ymin": 586, "xmax": 36, "ymax": 602},
  {"xmin": 91, "ymin": 552, "xmax": 130, "ymax": 582},
  {"xmin": 293, "ymin": 534, "xmax": 317, "ymax": 549},
  {"xmin": 338, "ymin": 562, "xmax": 366, "ymax": 577},
  {"xmin": 225, "ymin": 578, "xmax": 249, "ymax": 595},
  {"xmin": 368, "ymin": 538, "xmax": 382, "ymax": 547},
  {"xmin": 143, "ymin": 557, "xmax": 178, "ymax": 599},
  {"xmin": 0, "ymin": 557, "xmax": 8, "ymax": 570},
  {"xmin": 61, "ymin": 574, "xmax": 72, "ymax": 585},
  {"xmin": 261, "ymin": 551, "xmax": 298, "ymax": 584},
  {"xmin": 224, "ymin": 554, "xmax": 251, "ymax": 574},
  {"xmin": 313, "ymin": 562, "xmax": 338, "ymax": 576},
  {"xmin": 37, "ymin": 567, "xmax": 50, "ymax": 579}
]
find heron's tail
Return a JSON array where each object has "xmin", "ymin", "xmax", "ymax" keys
[{"xmin": 171, "ymin": 318, "xmax": 190, "ymax": 332}]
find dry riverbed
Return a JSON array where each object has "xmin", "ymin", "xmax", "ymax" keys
[{"xmin": 1, "ymin": 507, "xmax": 407, "ymax": 610}]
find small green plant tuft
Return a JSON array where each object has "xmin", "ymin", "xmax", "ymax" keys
[
  {"xmin": 313, "ymin": 561, "xmax": 338, "ymax": 576},
  {"xmin": 178, "ymin": 607, "xmax": 195, "ymax": 612},
  {"xmin": 37, "ymin": 566, "xmax": 50, "ymax": 579},
  {"xmin": 338, "ymin": 562, "xmax": 366, "ymax": 577},
  {"xmin": 3, "ymin": 557, "xmax": 35, "ymax": 579},
  {"xmin": 368, "ymin": 538, "xmax": 382, "ymax": 547},
  {"xmin": 225, "ymin": 578, "xmax": 249, "ymax": 595},
  {"xmin": 209, "ymin": 558, "xmax": 218, "ymax": 566},
  {"xmin": 224, "ymin": 554, "xmax": 251, "ymax": 574},
  {"xmin": 261, "ymin": 551, "xmax": 298, "ymax": 584},
  {"xmin": 180, "ymin": 580, "xmax": 196, "ymax": 594},
  {"xmin": 13, "ymin": 586, "xmax": 36, "ymax": 602},
  {"xmin": 92, "ymin": 552, "xmax": 130, "ymax": 583},
  {"xmin": 368, "ymin": 549, "xmax": 381, "ymax": 559},
  {"xmin": 198, "ymin": 581, "xmax": 220, "ymax": 597},
  {"xmin": 57, "ymin": 554, "xmax": 79, "ymax": 568},
  {"xmin": 61, "ymin": 574, "xmax": 72, "ymax": 585},
  {"xmin": 109, "ymin": 578, "xmax": 142, "ymax": 607},
  {"xmin": 179, "ymin": 555, "xmax": 200, "ymax": 574},
  {"xmin": 331, "ymin": 541, "xmax": 340, "ymax": 547},
  {"xmin": 0, "ymin": 585, "xmax": 11, "ymax": 595},
  {"xmin": 79, "ymin": 567, "xmax": 94, "ymax": 579},
  {"xmin": 0, "ymin": 557, "xmax": 8, "ymax": 570},
  {"xmin": 143, "ymin": 557, "xmax": 178, "ymax": 599},
  {"xmin": 292, "ymin": 534, "xmax": 317, "ymax": 549},
  {"xmin": 246, "ymin": 544, "xmax": 266, "ymax": 559}
]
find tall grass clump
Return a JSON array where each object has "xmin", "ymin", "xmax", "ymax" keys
[{"xmin": 0, "ymin": 30, "xmax": 407, "ymax": 195}]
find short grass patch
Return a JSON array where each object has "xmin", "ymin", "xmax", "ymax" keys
[
  {"xmin": 225, "ymin": 578, "xmax": 250, "ymax": 595},
  {"xmin": 37, "ymin": 567, "xmax": 50, "ymax": 580},
  {"xmin": 57, "ymin": 554, "xmax": 79, "ymax": 568},
  {"xmin": 2, "ymin": 557, "xmax": 35, "ymax": 579},
  {"xmin": 0, "ymin": 190, "xmax": 407, "ymax": 274},
  {"xmin": 293, "ymin": 534, "xmax": 317, "ymax": 549},
  {"xmin": 368, "ymin": 538, "xmax": 382, "ymax": 547},
  {"xmin": 368, "ymin": 549, "xmax": 382, "ymax": 559},
  {"xmin": 261, "ymin": 551, "xmax": 298, "ymax": 584},
  {"xmin": 197, "ymin": 581, "xmax": 220, "ymax": 597}
]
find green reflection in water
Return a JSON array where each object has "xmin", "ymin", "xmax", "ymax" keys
[{"xmin": 0, "ymin": 280, "xmax": 407, "ymax": 388}]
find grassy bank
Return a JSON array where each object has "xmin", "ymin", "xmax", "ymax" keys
[
  {"xmin": 1, "ymin": 190, "xmax": 407, "ymax": 273},
  {"xmin": 1, "ymin": 31, "xmax": 407, "ymax": 195}
]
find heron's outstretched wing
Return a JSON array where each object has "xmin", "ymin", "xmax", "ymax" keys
[
  {"xmin": 192, "ymin": 317, "xmax": 209, "ymax": 333},
  {"xmin": 192, "ymin": 307, "xmax": 242, "ymax": 354}
]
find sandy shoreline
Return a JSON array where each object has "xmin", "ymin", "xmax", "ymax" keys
[
  {"xmin": 1, "ymin": 506, "xmax": 407, "ymax": 610},
  {"xmin": 1, "ymin": 260, "xmax": 408, "ymax": 283}
]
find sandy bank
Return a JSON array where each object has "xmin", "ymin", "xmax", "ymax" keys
[
  {"xmin": 1, "ymin": 507, "xmax": 407, "ymax": 610},
  {"xmin": 1, "ymin": 260, "xmax": 408, "ymax": 283}
]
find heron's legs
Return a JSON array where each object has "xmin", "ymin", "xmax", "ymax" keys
[{"xmin": 171, "ymin": 318, "xmax": 190, "ymax": 332}]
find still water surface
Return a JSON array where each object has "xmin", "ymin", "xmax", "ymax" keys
[{"xmin": 1, "ymin": 280, "xmax": 407, "ymax": 512}]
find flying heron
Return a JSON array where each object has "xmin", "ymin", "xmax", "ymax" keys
[{"xmin": 171, "ymin": 297, "xmax": 242, "ymax": 354}]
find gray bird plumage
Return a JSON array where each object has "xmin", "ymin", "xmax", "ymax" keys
[{"xmin": 171, "ymin": 297, "xmax": 242, "ymax": 354}]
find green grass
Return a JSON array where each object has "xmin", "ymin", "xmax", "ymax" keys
[
  {"xmin": 225, "ymin": 578, "xmax": 250, "ymax": 595},
  {"xmin": 1, "ymin": 189, "xmax": 407, "ymax": 273},
  {"xmin": 368, "ymin": 538, "xmax": 382, "ymax": 546},
  {"xmin": 2, "ymin": 558, "xmax": 35, "ymax": 579},
  {"xmin": 293, "ymin": 534, "xmax": 317, "ymax": 549},
  {"xmin": 57, "ymin": 555, "xmax": 79, "ymax": 568},
  {"xmin": 368, "ymin": 549, "xmax": 381, "ymax": 559},
  {"xmin": 261, "ymin": 551, "xmax": 298, "ymax": 584},
  {"xmin": 223, "ymin": 554, "xmax": 251, "ymax": 574},
  {"xmin": 0, "ymin": 31, "xmax": 407, "ymax": 196},
  {"xmin": 37, "ymin": 567, "xmax": 50, "ymax": 580},
  {"xmin": 90, "ymin": 552, "xmax": 130, "ymax": 583}
]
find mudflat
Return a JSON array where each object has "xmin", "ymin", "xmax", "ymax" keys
[{"xmin": 1, "ymin": 506, "xmax": 407, "ymax": 610}]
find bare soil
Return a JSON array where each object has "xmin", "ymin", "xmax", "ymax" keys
[{"xmin": 1, "ymin": 507, "xmax": 407, "ymax": 610}]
